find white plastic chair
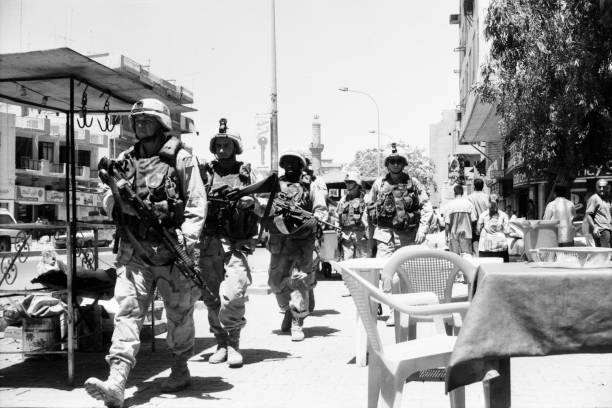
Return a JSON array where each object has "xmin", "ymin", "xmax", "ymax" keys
[
  {"xmin": 382, "ymin": 248, "xmax": 477, "ymax": 343},
  {"xmin": 332, "ymin": 261, "xmax": 470, "ymax": 408}
]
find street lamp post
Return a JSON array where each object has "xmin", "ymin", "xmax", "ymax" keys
[
  {"xmin": 338, "ymin": 87, "xmax": 381, "ymax": 177},
  {"xmin": 270, "ymin": 0, "xmax": 279, "ymax": 173}
]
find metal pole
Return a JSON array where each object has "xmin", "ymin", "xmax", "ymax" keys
[
  {"xmin": 270, "ymin": 0, "xmax": 279, "ymax": 173},
  {"xmin": 67, "ymin": 77, "xmax": 75, "ymax": 385}
]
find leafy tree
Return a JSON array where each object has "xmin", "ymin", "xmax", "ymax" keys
[
  {"xmin": 348, "ymin": 141, "xmax": 437, "ymax": 194},
  {"xmin": 476, "ymin": 0, "xmax": 612, "ymax": 189}
]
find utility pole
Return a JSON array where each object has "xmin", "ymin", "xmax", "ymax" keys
[{"xmin": 270, "ymin": 0, "xmax": 279, "ymax": 173}]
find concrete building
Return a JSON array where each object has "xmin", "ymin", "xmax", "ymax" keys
[
  {"xmin": 429, "ymin": 110, "xmax": 483, "ymax": 208},
  {"xmin": 0, "ymin": 103, "xmax": 110, "ymax": 222},
  {"xmin": 451, "ymin": 0, "xmax": 513, "ymax": 209},
  {"xmin": 450, "ymin": 0, "xmax": 611, "ymax": 219}
]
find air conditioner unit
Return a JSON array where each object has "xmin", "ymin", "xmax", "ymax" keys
[{"xmin": 449, "ymin": 14, "xmax": 460, "ymax": 24}]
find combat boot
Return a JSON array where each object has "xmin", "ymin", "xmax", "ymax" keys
[
  {"xmin": 291, "ymin": 317, "xmax": 305, "ymax": 342},
  {"xmin": 280, "ymin": 309, "xmax": 292, "ymax": 333},
  {"xmin": 227, "ymin": 330, "xmax": 243, "ymax": 368},
  {"xmin": 160, "ymin": 357, "xmax": 191, "ymax": 392},
  {"xmin": 208, "ymin": 334, "xmax": 228, "ymax": 364},
  {"xmin": 84, "ymin": 359, "xmax": 130, "ymax": 408}
]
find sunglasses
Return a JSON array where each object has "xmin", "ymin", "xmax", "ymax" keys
[{"xmin": 387, "ymin": 159, "xmax": 404, "ymax": 165}]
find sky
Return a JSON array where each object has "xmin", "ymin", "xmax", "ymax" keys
[{"xmin": 0, "ymin": 0, "xmax": 460, "ymax": 168}]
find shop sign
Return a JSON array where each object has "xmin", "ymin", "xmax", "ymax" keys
[
  {"xmin": 513, "ymin": 169, "xmax": 546, "ymax": 187},
  {"xmin": 46, "ymin": 190, "xmax": 65, "ymax": 204},
  {"xmin": 76, "ymin": 191, "xmax": 98, "ymax": 207},
  {"xmin": 576, "ymin": 160, "xmax": 612, "ymax": 179},
  {"xmin": 489, "ymin": 170, "xmax": 505, "ymax": 179},
  {"xmin": 15, "ymin": 186, "xmax": 44, "ymax": 203}
]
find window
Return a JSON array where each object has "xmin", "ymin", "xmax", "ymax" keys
[
  {"xmin": 38, "ymin": 141, "xmax": 54, "ymax": 161},
  {"xmin": 0, "ymin": 214, "xmax": 15, "ymax": 224},
  {"xmin": 15, "ymin": 137, "xmax": 33, "ymax": 167},
  {"xmin": 78, "ymin": 150, "xmax": 91, "ymax": 167},
  {"xmin": 60, "ymin": 145, "xmax": 68, "ymax": 164}
]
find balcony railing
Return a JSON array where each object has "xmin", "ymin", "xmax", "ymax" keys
[
  {"xmin": 50, "ymin": 163, "xmax": 65, "ymax": 174},
  {"xmin": 15, "ymin": 116, "xmax": 46, "ymax": 131},
  {"xmin": 18, "ymin": 157, "xmax": 41, "ymax": 171}
]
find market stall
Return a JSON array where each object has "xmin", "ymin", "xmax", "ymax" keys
[{"xmin": 0, "ymin": 47, "xmax": 194, "ymax": 385}]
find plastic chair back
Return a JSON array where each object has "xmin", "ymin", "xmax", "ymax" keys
[{"xmin": 383, "ymin": 248, "xmax": 477, "ymax": 303}]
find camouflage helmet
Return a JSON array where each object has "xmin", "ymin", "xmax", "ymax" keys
[
  {"xmin": 344, "ymin": 171, "xmax": 362, "ymax": 186},
  {"xmin": 209, "ymin": 118, "xmax": 243, "ymax": 155},
  {"xmin": 383, "ymin": 142, "xmax": 409, "ymax": 167},
  {"xmin": 130, "ymin": 98, "xmax": 172, "ymax": 131},
  {"xmin": 279, "ymin": 151, "xmax": 307, "ymax": 169}
]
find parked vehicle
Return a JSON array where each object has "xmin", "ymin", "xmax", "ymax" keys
[
  {"xmin": 0, "ymin": 209, "xmax": 19, "ymax": 252},
  {"xmin": 54, "ymin": 228, "xmax": 115, "ymax": 249}
]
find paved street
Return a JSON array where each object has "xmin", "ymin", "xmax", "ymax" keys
[{"xmin": 1, "ymin": 248, "xmax": 611, "ymax": 407}]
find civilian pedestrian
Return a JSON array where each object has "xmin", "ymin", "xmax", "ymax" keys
[
  {"xmin": 543, "ymin": 185, "xmax": 577, "ymax": 247},
  {"xmin": 585, "ymin": 179, "xmax": 611, "ymax": 247}
]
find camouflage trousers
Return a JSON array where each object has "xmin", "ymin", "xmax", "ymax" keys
[
  {"xmin": 198, "ymin": 236, "xmax": 252, "ymax": 336},
  {"xmin": 340, "ymin": 229, "xmax": 371, "ymax": 260},
  {"xmin": 267, "ymin": 234, "xmax": 315, "ymax": 318},
  {"xmin": 106, "ymin": 242, "xmax": 200, "ymax": 368}
]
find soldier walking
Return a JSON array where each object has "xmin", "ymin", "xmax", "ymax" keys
[
  {"xmin": 266, "ymin": 152, "xmax": 327, "ymax": 341},
  {"xmin": 337, "ymin": 171, "xmax": 370, "ymax": 259},
  {"xmin": 198, "ymin": 119, "xmax": 260, "ymax": 367},
  {"xmin": 84, "ymin": 98, "xmax": 207, "ymax": 407},
  {"xmin": 367, "ymin": 143, "xmax": 432, "ymax": 325}
]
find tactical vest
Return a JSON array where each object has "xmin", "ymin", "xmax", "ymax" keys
[
  {"xmin": 339, "ymin": 193, "xmax": 366, "ymax": 230},
  {"xmin": 202, "ymin": 160, "xmax": 258, "ymax": 239},
  {"xmin": 374, "ymin": 175, "xmax": 421, "ymax": 230},
  {"xmin": 119, "ymin": 137, "xmax": 185, "ymax": 241},
  {"xmin": 269, "ymin": 177, "xmax": 315, "ymax": 238}
]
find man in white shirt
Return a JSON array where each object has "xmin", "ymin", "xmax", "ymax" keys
[
  {"xmin": 467, "ymin": 178, "xmax": 489, "ymax": 254},
  {"xmin": 445, "ymin": 184, "xmax": 477, "ymax": 255},
  {"xmin": 543, "ymin": 185, "xmax": 576, "ymax": 247}
]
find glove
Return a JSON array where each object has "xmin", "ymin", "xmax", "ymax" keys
[
  {"xmin": 415, "ymin": 230, "xmax": 426, "ymax": 244},
  {"xmin": 236, "ymin": 196, "xmax": 255, "ymax": 209}
]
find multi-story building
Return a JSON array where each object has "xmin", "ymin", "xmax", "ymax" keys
[
  {"xmin": 451, "ymin": 0, "xmax": 611, "ymax": 219},
  {"xmin": 429, "ymin": 109, "xmax": 483, "ymax": 208},
  {"xmin": 452, "ymin": 0, "xmax": 522, "ymax": 214},
  {"xmin": 0, "ymin": 52, "xmax": 195, "ymax": 223},
  {"xmin": 0, "ymin": 104, "xmax": 111, "ymax": 222}
]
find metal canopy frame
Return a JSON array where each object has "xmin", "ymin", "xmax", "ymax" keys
[{"xmin": 0, "ymin": 48, "xmax": 195, "ymax": 386}]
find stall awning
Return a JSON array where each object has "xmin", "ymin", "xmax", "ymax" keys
[{"xmin": 0, "ymin": 47, "xmax": 195, "ymax": 114}]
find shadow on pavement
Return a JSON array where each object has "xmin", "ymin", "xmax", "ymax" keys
[
  {"xmin": 123, "ymin": 376, "xmax": 233, "ymax": 406},
  {"xmin": 196, "ymin": 348, "xmax": 293, "ymax": 365},
  {"xmin": 0, "ymin": 336, "xmax": 216, "ymax": 389},
  {"xmin": 303, "ymin": 326, "xmax": 339, "ymax": 338},
  {"xmin": 308, "ymin": 308, "xmax": 340, "ymax": 317}
]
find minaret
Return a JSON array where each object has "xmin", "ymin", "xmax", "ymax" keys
[{"xmin": 309, "ymin": 114, "xmax": 324, "ymax": 175}]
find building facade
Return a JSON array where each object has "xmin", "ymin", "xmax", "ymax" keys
[{"xmin": 0, "ymin": 52, "xmax": 195, "ymax": 224}]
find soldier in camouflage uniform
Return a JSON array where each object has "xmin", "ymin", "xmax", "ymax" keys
[
  {"xmin": 367, "ymin": 143, "xmax": 432, "ymax": 325},
  {"xmin": 266, "ymin": 151, "xmax": 328, "ymax": 341},
  {"xmin": 85, "ymin": 98, "xmax": 207, "ymax": 407},
  {"xmin": 337, "ymin": 171, "xmax": 370, "ymax": 259},
  {"xmin": 198, "ymin": 119, "xmax": 260, "ymax": 368}
]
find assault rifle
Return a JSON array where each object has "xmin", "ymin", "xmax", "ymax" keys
[
  {"xmin": 98, "ymin": 162, "xmax": 218, "ymax": 303},
  {"xmin": 274, "ymin": 192, "xmax": 341, "ymax": 232}
]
